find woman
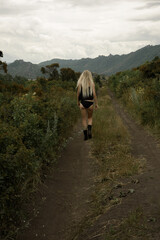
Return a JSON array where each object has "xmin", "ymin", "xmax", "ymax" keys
[{"xmin": 77, "ymin": 70, "xmax": 98, "ymax": 140}]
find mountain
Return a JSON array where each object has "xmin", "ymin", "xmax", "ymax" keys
[
  {"xmin": 7, "ymin": 44, "xmax": 160, "ymax": 78},
  {"xmin": 7, "ymin": 60, "xmax": 41, "ymax": 79}
]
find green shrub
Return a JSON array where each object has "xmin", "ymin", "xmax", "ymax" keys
[
  {"xmin": 0, "ymin": 75, "xmax": 79, "ymax": 239},
  {"xmin": 108, "ymin": 58, "xmax": 160, "ymax": 132}
]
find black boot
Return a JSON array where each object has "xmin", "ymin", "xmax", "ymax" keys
[
  {"xmin": 83, "ymin": 130, "xmax": 88, "ymax": 141},
  {"xmin": 88, "ymin": 125, "xmax": 92, "ymax": 139}
]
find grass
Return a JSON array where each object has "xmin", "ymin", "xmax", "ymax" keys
[
  {"xmin": 105, "ymin": 208, "xmax": 152, "ymax": 240},
  {"xmin": 90, "ymin": 87, "xmax": 144, "ymax": 214},
  {"xmin": 69, "ymin": 86, "xmax": 146, "ymax": 240}
]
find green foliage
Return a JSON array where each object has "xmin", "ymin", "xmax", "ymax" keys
[
  {"xmin": 41, "ymin": 62, "xmax": 60, "ymax": 80},
  {"xmin": 60, "ymin": 67, "xmax": 77, "ymax": 81},
  {"xmin": 41, "ymin": 63, "xmax": 81, "ymax": 83},
  {"xmin": 108, "ymin": 57, "xmax": 160, "ymax": 129},
  {"xmin": 105, "ymin": 208, "xmax": 150, "ymax": 240},
  {"xmin": 0, "ymin": 74, "xmax": 79, "ymax": 239},
  {"xmin": 94, "ymin": 74, "xmax": 102, "ymax": 87},
  {"xmin": 52, "ymin": 79, "xmax": 77, "ymax": 90},
  {"xmin": 138, "ymin": 57, "xmax": 160, "ymax": 78},
  {"xmin": 0, "ymin": 60, "xmax": 7, "ymax": 73},
  {"xmin": 0, "ymin": 73, "xmax": 28, "ymax": 86}
]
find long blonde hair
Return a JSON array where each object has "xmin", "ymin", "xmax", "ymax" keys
[{"xmin": 77, "ymin": 70, "xmax": 94, "ymax": 97}]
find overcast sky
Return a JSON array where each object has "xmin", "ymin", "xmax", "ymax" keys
[{"xmin": 1, "ymin": 0, "xmax": 160, "ymax": 63}]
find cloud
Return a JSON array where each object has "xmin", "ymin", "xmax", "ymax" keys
[
  {"xmin": 136, "ymin": 1, "xmax": 160, "ymax": 9},
  {"xmin": 72, "ymin": 28, "xmax": 93, "ymax": 32},
  {"xmin": 0, "ymin": 0, "xmax": 160, "ymax": 63},
  {"xmin": 113, "ymin": 27, "xmax": 160, "ymax": 43},
  {"xmin": 131, "ymin": 14, "xmax": 160, "ymax": 22},
  {"xmin": 58, "ymin": 0, "xmax": 119, "ymax": 7},
  {"xmin": 0, "ymin": 0, "xmax": 37, "ymax": 16}
]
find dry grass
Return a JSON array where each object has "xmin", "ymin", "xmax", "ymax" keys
[
  {"xmin": 69, "ymin": 87, "xmax": 146, "ymax": 240},
  {"xmin": 105, "ymin": 208, "xmax": 152, "ymax": 240},
  {"xmin": 92, "ymin": 88, "xmax": 143, "ymax": 180}
]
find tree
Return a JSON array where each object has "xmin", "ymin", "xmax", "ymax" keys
[
  {"xmin": 0, "ymin": 51, "xmax": 3, "ymax": 57},
  {"xmin": 139, "ymin": 58, "xmax": 160, "ymax": 78},
  {"xmin": 94, "ymin": 74, "xmax": 102, "ymax": 87},
  {"xmin": 0, "ymin": 51, "xmax": 7, "ymax": 73},
  {"xmin": 60, "ymin": 68, "xmax": 77, "ymax": 82},
  {"xmin": 153, "ymin": 56, "xmax": 159, "ymax": 62},
  {"xmin": 41, "ymin": 63, "xmax": 59, "ymax": 80}
]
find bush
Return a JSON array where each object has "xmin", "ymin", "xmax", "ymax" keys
[
  {"xmin": 0, "ymin": 75, "xmax": 79, "ymax": 239},
  {"xmin": 108, "ymin": 58, "xmax": 160, "ymax": 131}
]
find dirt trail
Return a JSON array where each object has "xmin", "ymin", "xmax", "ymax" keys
[
  {"xmin": 17, "ymin": 92, "xmax": 160, "ymax": 240},
  {"xmin": 77, "ymin": 91, "xmax": 160, "ymax": 240},
  {"xmin": 17, "ymin": 122, "xmax": 96, "ymax": 240}
]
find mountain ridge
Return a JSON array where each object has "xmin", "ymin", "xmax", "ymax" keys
[{"xmin": 6, "ymin": 44, "xmax": 160, "ymax": 78}]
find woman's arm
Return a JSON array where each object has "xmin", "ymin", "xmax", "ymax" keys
[{"xmin": 92, "ymin": 83, "xmax": 98, "ymax": 109}]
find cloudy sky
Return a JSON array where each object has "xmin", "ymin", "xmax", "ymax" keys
[{"xmin": 1, "ymin": 0, "xmax": 160, "ymax": 63}]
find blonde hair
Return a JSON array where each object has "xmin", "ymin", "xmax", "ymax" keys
[{"xmin": 77, "ymin": 70, "xmax": 94, "ymax": 98}]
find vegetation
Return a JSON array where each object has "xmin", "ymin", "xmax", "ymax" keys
[
  {"xmin": 3, "ymin": 50, "xmax": 160, "ymax": 239},
  {"xmin": 108, "ymin": 57, "xmax": 160, "ymax": 133},
  {"xmin": 41, "ymin": 63, "xmax": 60, "ymax": 80},
  {"xmin": 41, "ymin": 63, "xmax": 81, "ymax": 82},
  {"xmin": 105, "ymin": 208, "xmax": 153, "ymax": 240},
  {"xmin": 0, "ymin": 50, "xmax": 7, "ymax": 73},
  {"xmin": 91, "ymin": 88, "xmax": 143, "ymax": 214},
  {"xmin": 70, "ymin": 87, "xmax": 144, "ymax": 239},
  {"xmin": 0, "ymin": 63, "xmax": 102, "ymax": 239},
  {"xmin": 0, "ymin": 71, "xmax": 80, "ymax": 239}
]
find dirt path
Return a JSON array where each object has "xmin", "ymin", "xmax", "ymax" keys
[
  {"xmin": 76, "ymin": 91, "xmax": 160, "ymax": 240},
  {"xmin": 17, "ymin": 92, "xmax": 160, "ymax": 240},
  {"xmin": 17, "ymin": 121, "xmax": 96, "ymax": 240}
]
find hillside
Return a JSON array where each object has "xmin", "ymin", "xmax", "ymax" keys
[
  {"xmin": 7, "ymin": 44, "xmax": 160, "ymax": 78},
  {"xmin": 7, "ymin": 60, "xmax": 41, "ymax": 79}
]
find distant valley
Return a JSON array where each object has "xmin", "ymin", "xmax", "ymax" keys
[{"xmin": 6, "ymin": 44, "xmax": 160, "ymax": 79}]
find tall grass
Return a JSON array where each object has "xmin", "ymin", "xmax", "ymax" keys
[
  {"xmin": 108, "ymin": 58, "xmax": 160, "ymax": 134},
  {"xmin": 92, "ymin": 88, "xmax": 142, "ymax": 180},
  {"xmin": 70, "ymin": 87, "xmax": 144, "ymax": 239},
  {"xmin": 105, "ymin": 208, "xmax": 151, "ymax": 240},
  {"xmin": 90, "ymin": 88, "xmax": 144, "ymax": 217}
]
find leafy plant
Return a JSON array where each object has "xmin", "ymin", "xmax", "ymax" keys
[
  {"xmin": 108, "ymin": 57, "xmax": 160, "ymax": 130},
  {"xmin": 0, "ymin": 73, "xmax": 79, "ymax": 239}
]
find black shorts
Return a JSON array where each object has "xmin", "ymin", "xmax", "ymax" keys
[{"xmin": 81, "ymin": 100, "xmax": 94, "ymax": 108}]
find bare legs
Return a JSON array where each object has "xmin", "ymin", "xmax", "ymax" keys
[
  {"xmin": 87, "ymin": 106, "xmax": 93, "ymax": 125},
  {"xmin": 80, "ymin": 103, "xmax": 93, "ymax": 129}
]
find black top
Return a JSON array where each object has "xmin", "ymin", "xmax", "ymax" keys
[{"xmin": 79, "ymin": 86, "xmax": 93, "ymax": 101}]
